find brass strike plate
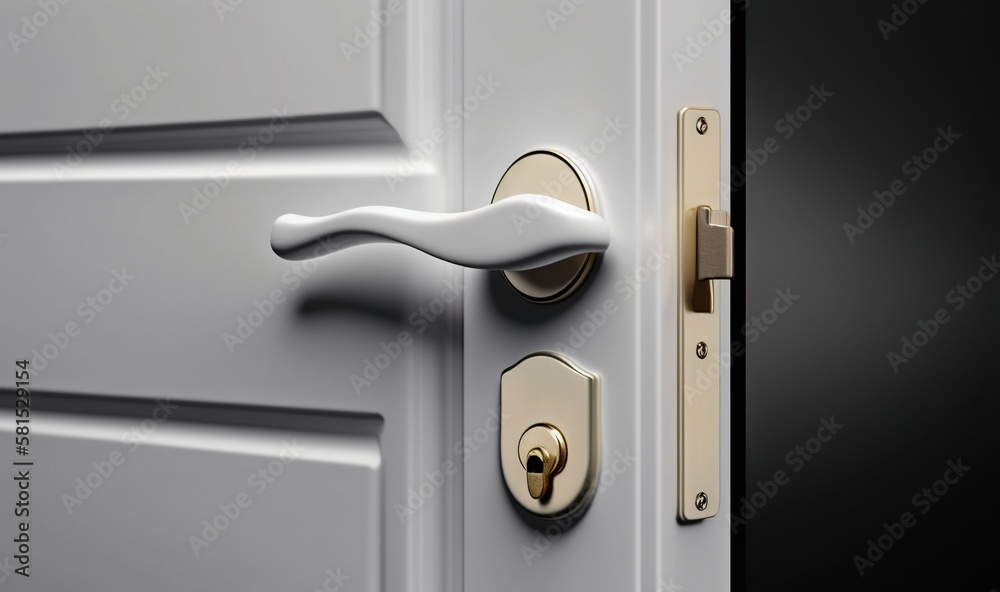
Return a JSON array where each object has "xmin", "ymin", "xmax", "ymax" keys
[{"xmin": 678, "ymin": 108, "xmax": 722, "ymax": 520}]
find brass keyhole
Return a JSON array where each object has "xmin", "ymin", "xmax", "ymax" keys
[
  {"xmin": 519, "ymin": 423, "xmax": 567, "ymax": 501},
  {"xmin": 526, "ymin": 447, "xmax": 556, "ymax": 500}
]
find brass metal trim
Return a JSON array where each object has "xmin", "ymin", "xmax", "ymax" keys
[
  {"xmin": 491, "ymin": 150, "xmax": 599, "ymax": 303},
  {"xmin": 500, "ymin": 352, "xmax": 600, "ymax": 518},
  {"xmin": 696, "ymin": 206, "xmax": 734, "ymax": 282},
  {"xmin": 678, "ymin": 108, "xmax": 723, "ymax": 520}
]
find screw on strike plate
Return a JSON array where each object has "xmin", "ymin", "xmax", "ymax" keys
[
  {"xmin": 695, "ymin": 492, "xmax": 708, "ymax": 511},
  {"xmin": 696, "ymin": 117, "xmax": 708, "ymax": 135},
  {"xmin": 696, "ymin": 341, "xmax": 708, "ymax": 359}
]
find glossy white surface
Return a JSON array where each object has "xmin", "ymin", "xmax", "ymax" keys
[
  {"xmin": 0, "ymin": 0, "xmax": 386, "ymax": 133},
  {"xmin": 0, "ymin": 2, "xmax": 457, "ymax": 591},
  {"xmin": 270, "ymin": 194, "xmax": 610, "ymax": 270},
  {"xmin": 462, "ymin": 0, "xmax": 730, "ymax": 590},
  {"xmin": 0, "ymin": 405, "xmax": 382, "ymax": 592}
]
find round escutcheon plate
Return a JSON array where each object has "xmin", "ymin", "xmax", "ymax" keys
[{"xmin": 491, "ymin": 150, "xmax": 599, "ymax": 303}]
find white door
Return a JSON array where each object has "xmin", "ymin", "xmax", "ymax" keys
[{"xmin": 0, "ymin": 1, "xmax": 730, "ymax": 591}]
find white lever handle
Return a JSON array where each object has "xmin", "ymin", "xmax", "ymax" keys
[{"xmin": 270, "ymin": 194, "xmax": 610, "ymax": 271}]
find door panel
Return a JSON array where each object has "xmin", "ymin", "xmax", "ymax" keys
[
  {"xmin": 462, "ymin": 1, "xmax": 730, "ymax": 590},
  {"xmin": 16, "ymin": 397, "xmax": 381, "ymax": 592},
  {"xmin": 0, "ymin": 2, "xmax": 458, "ymax": 591},
  {"xmin": 0, "ymin": 0, "xmax": 395, "ymax": 133}
]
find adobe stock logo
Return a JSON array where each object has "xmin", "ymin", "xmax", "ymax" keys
[
  {"xmin": 52, "ymin": 65, "xmax": 170, "ymax": 180},
  {"xmin": 393, "ymin": 408, "xmax": 507, "ymax": 523},
  {"xmin": 309, "ymin": 567, "xmax": 350, "ymax": 592},
  {"xmin": 339, "ymin": 1, "xmax": 405, "ymax": 62},
  {"xmin": 876, "ymin": 0, "xmax": 929, "ymax": 41},
  {"xmin": 671, "ymin": 1, "xmax": 748, "ymax": 73},
  {"xmin": 188, "ymin": 440, "xmax": 304, "ymax": 557},
  {"xmin": 723, "ymin": 84, "xmax": 834, "ymax": 199},
  {"xmin": 843, "ymin": 126, "xmax": 960, "ymax": 244},
  {"xmin": 730, "ymin": 417, "xmax": 843, "ymax": 534},
  {"xmin": 520, "ymin": 447, "xmax": 636, "ymax": 567},
  {"xmin": 62, "ymin": 399, "xmax": 179, "ymax": 515},
  {"xmin": 886, "ymin": 255, "xmax": 997, "ymax": 373},
  {"xmin": 178, "ymin": 108, "xmax": 290, "ymax": 224},
  {"xmin": 223, "ymin": 237, "xmax": 339, "ymax": 354},
  {"xmin": 350, "ymin": 278, "xmax": 464, "ymax": 395},
  {"xmin": 30, "ymin": 267, "xmax": 137, "ymax": 375},
  {"xmin": 544, "ymin": 0, "xmax": 588, "ymax": 31},
  {"xmin": 552, "ymin": 247, "xmax": 667, "ymax": 355},
  {"xmin": 384, "ymin": 75, "xmax": 501, "ymax": 191},
  {"xmin": 7, "ymin": 0, "xmax": 72, "ymax": 54},
  {"xmin": 851, "ymin": 458, "xmax": 970, "ymax": 577}
]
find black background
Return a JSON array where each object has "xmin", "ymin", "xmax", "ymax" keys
[{"xmin": 739, "ymin": 1, "xmax": 1000, "ymax": 589}]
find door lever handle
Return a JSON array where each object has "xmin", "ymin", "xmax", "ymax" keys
[{"xmin": 270, "ymin": 194, "xmax": 610, "ymax": 271}]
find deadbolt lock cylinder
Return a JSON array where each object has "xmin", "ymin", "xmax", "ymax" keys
[
  {"xmin": 500, "ymin": 352, "xmax": 600, "ymax": 520},
  {"xmin": 519, "ymin": 424, "xmax": 567, "ymax": 500}
]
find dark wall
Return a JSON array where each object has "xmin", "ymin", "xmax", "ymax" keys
[{"xmin": 745, "ymin": 2, "xmax": 1000, "ymax": 589}]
